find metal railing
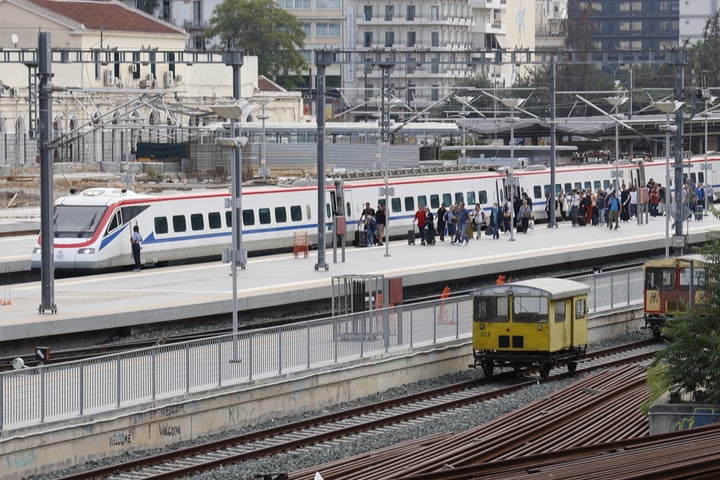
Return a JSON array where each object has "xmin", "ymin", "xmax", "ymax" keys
[{"xmin": 0, "ymin": 267, "xmax": 642, "ymax": 431}]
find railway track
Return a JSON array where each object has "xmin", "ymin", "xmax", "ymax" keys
[{"xmin": 54, "ymin": 339, "xmax": 660, "ymax": 480}]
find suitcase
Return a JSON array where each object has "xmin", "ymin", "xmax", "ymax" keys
[
  {"xmin": 695, "ymin": 205, "xmax": 703, "ymax": 220},
  {"xmin": 577, "ymin": 217, "xmax": 587, "ymax": 226},
  {"xmin": 355, "ymin": 230, "xmax": 367, "ymax": 247},
  {"xmin": 407, "ymin": 229, "xmax": 415, "ymax": 245},
  {"xmin": 485, "ymin": 226, "xmax": 494, "ymax": 237}
]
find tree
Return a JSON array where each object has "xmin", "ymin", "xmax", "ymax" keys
[
  {"xmin": 206, "ymin": 0, "xmax": 307, "ymax": 85},
  {"xmin": 652, "ymin": 226, "xmax": 720, "ymax": 403},
  {"xmin": 688, "ymin": 11, "xmax": 720, "ymax": 90}
]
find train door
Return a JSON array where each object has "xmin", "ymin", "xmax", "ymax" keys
[
  {"xmin": 554, "ymin": 299, "xmax": 570, "ymax": 349},
  {"xmin": 572, "ymin": 295, "xmax": 589, "ymax": 346}
]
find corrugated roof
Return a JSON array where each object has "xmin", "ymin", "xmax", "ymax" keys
[{"xmin": 28, "ymin": 0, "xmax": 184, "ymax": 34}]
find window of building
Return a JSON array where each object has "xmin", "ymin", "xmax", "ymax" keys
[
  {"xmin": 385, "ymin": 5, "xmax": 394, "ymax": 20},
  {"xmin": 406, "ymin": 5, "xmax": 415, "ymax": 20},
  {"xmin": 316, "ymin": 0, "xmax": 340, "ymax": 8},
  {"xmin": 431, "ymin": 86, "xmax": 439, "ymax": 101},
  {"xmin": 385, "ymin": 31, "xmax": 395, "ymax": 47},
  {"xmin": 407, "ymin": 31, "xmax": 416, "ymax": 47},
  {"xmin": 431, "ymin": 5, "xmax": 439, "ymax": 20},
  {"xmin": 316, "ymin": 22, "xmax": 340, "ymax": 36},
  {"xmin": 364, "ymin": 31, "xmax": 373, "ymax": 47},
  {"xmin": 302, "ymin": 23, "xmax": 311, "ymax": 36},
  {"xmin": 431, "ymin": 31, "xmax": 439, "ymax": 47},
  {"xmin": 363, "ymin": 5, "xmax": 372, "ymax": 20}
]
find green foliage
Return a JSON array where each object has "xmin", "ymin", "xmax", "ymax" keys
[
  {"xmin": 652, "ymin": 221, "xmax": 720, "ymax": 403},
  {"xmin": 137, "ymin": 0, "xmax": 158, "ymax": 14},
  {"xmin": 206, "ymin": 0, "xmax": 307, "ymax": 85},
  {"xmin": 687, "ymin": 11, "xmax": 720, "ymax": 89},
  {"xmin": 642, "ymin": 363, "xmax": 671, "ymax": 415}
]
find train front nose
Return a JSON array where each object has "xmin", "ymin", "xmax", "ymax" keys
[{"xmin": 31, "ymin": 246, "xmax": 95, "ymax": 269}]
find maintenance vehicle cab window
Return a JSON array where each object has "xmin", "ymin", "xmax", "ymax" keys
[{"xmin": 513, "ymin": 296, "xmax": 548, "ymax": 323}]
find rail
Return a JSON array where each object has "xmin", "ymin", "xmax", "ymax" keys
[{"xmin": 0, "ymin": 267, "xmax": 643, "ymax": 431}]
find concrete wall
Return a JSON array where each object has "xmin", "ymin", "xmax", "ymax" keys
[{"xmin": 649, "ymin": 394, "xmax": 720, "ymax": 436}]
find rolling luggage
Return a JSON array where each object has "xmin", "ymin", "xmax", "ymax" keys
[
  {"xmin": 355, "ymin": 230, "xmax": 367, "ymax": 247},
  {"xmin": 407, "ymin": 229, "xmax": 415, "ymax": 245},
  {"xmin": 577, "ymin": 216, "xmax": 587, "ymax": 226},
  {"xmin": 696, "ymin": 205, "xmax": 703, "ymax": 220},
  {"xmin": 485, "ymin": 226, "xmax": 494, "ymax": 237}
]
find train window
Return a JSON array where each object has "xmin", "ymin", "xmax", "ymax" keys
[
  {"xmin": 554, "ymin": 184, "xmax": 562, "ymax": 195},
  {"xmin": 208, "ymin": 212, "xmax": 222, "ymax": 229},
  {"xmin": 584, "ymin": 181, "xmax": 591, "ymax": 191},
  {"xmin": 574, "ymin": 182, "xmax": 581, "ymax": 191},
  {"xmin": 290, "ymin": 205, "xmax": 302, "ymax": 221},
  {"xmin": 698, "ymin": 172, "xmax": 705, "ymax": 184},
  {"xmin": 513, "ymin": 296, "xmax": 548, "ymax": 323},
  {"xmin": 243, "ymin": 210, "xmax": 255, "ymax": 226},
  {"xmin": 466, "ymin": 192, "xmax": 476, "ymax": 205},
  {"xmin": 564, "ymin": 183, "xmax": 571, "ymax": 193},
  {"xmin": 429, "ymin": 195, "xmax": 439, "ymax": 209},
  {"xmin": 404, "ymin": 197, "xmax": 414, "ymax": 211},
  {"xmin": 191, "ymin": 213, "xmax": 204, "ymax": 231},
  {"xmin": 543, "ymin": 185, "xmax": 550, "ymax": 195},
  {"xmin": 554, "ymin": 300, "xmax": 566, "ymax": 323},
  {"xmin": 533, "ymin": 186, "xmax": 542, "ymax": 199},
  {"xmin": 442, "ymin": 193, "xmax": 452, "ymax": 206},
  {"xmin": 120, "ymin": 205, "xmax": 147, "ymax": 224},
  {"xmin": 575, "ymin": 298, "xmax": 587, "ymax": 319},
  {"xmin": 326, "ymin": 203, "xmax": 331, "ymax": 219},
  {"xmin": 106, "ymin": 210, "xmax": 122, "ymax": 233},
  {"xmin": 594, "ymin": 181, "xmax": 601, "ymax": 191},
  {"xmin": 418, "ymin": 195, "xmax": 427, "ymax": 208},
  {"xmin": 226, "ymin": 211, "xmax": 231, "ymax": 227},
  {"xmin": 378, "ymin": 198, "xmax": 386, "ymax": 208},
  {"xmin": 478, "ymin": 191, "xmax": 487, "ymax": 204},
  {"xmin": 345, "ymin": 203, "xmax": 351, "ymax": 218},
  {"xmin": 603, "ymin": 180, "xmax": 611, "ymax": 190},
  {"xmin": 154, "ymin": 217, "xmax": 169, "ymax": 234},
  {"xmin": 173, "ymin": 215, "xmax": 187, "ymax": 232},
  {"xmin": 455, "ymin": 192, "xmax": 464, "ymax": 204},
  {"xmin": 259, "ymin": 208, "xmax": 271, "ymax": 224},
  {"xmin": 392, "ymin": 198, "xmax": 402, "ymax": 213},
  {"xmin": 473, "ymin": 296, "xmax": 507, "ymax": 322},
  {"xmin": 679, "ymin": 266, "xmax": 704, "ymax": 291},
  {"xmin": 275, "ymin": 207, "xmax": 287, "ymax": 223}
]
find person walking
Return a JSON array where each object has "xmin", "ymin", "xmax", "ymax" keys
[
  {"xmin": 413, "ymin": 204, "xmax": 426, "ymax": 245},
  {"xmin": 131, "ymin": 225, "xmax": 143, "ymax": 271},
  {"xmin": 436, "ymin": 203, "xmax": 447, "ymax": 242}
]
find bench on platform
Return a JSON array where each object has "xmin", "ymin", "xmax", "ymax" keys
[{"xmin": 293, "ymin": 232, "xmax": 309, "ymax": 258}]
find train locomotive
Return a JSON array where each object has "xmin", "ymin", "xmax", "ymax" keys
[
  {"xmin": 643, "ymin": 254, "xmax": 710, "ymax": 339},
  {"xmin": 470, "ymin": 278, "xmax": 590, "ymax": 379}
]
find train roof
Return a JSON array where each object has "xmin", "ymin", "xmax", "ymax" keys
[
  {"xmin": 474, "ymin": 278, "xmax": 590, "ymax": 300},
  {"xmin": 643, "ymin": 254, "xmax": 710, "ymax": 268}
]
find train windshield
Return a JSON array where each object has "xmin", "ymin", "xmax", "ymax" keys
[
  {"xmin": 54, "ymin": 205, "xmax": 108, "ymax": 238},
  {"xmin": 679, "ymin": 266, "xmax": 706, "ymax": 291},
  {"xmin": 513, "ymin": 296, "xmax": 549, "ymax": 323},
  {"xmin": 473, "ymin": 296, "xmax": 508, "ymax": 322},
  {"xmin": 645, "ymin": 267, "xmax": 675, "ymax": 290}
]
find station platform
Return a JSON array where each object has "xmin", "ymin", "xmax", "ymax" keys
[{"xmin": 1, "ymin": 214, "xmax": 718, "ymax": 350}]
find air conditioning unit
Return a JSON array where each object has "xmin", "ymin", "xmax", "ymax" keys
[
  {"xmin": 146, "ymin": 73, "xmax": 155, "ymax": 81},
  {"xmin": 175, "ymin": 74, "xmax": 182, "ymax": 83},
  {"xmin": 129, "ymin": 64, "xmax": 138, "ymax": 73},
  {"xmin": 103, "ymin": 70, "xmax": 116, "ymax": 86},
  {"xmin": 9, "ymin": 88, "xmax": 17, "ymax": 97},
  {"xmin": 164, "ymin": 71, "xmax": 174, "ymax": 87},
  {"xmin": 139, "ymin": 79, "xmax": 148, "ymax": 89}
]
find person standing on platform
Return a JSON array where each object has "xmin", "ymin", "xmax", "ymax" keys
[
  {"xmin": 470, "ymin": 203, "xmax": 484, "ymax": 239},
  {"xmin": 557, "ymin": 191, "xmax": 568, "ymax": 222},
  {"xmin": 375, "ymin": 204, "xmax": 385, "ymax": 246},
  {"xmin": 413, "ymin": 203, "xmax": 426, "ymax": 245},
  {"xmin": 518, "ymin": 199, "xmax": 532, "ymax": 233},
  {"xmin": 445, "ymin": 203, "xmax": 457, "ymax": 241},
  {"xmin": 570, "ymin": 189, "xmax": 580, "ymax": 226},
  {"xmin": 365, "ymin": 213, "xmax": 377, "ymax": 246},
  {"xmin": 501, "ymin": 199, "xmax": 512, "ymax": 234},
  {"xmin": 131, "ymin": 225, "xmax": 143, "ymax": 271},
  {"xmin": 361, "ymin": 202, "xmax": 375, "ymax": 219},
  {"xmin": 490, "ymin": 202, "xmax": 501, "ymax": 239},
  {"xmin": 455, "ymin": 202, "xmax": 470, "ymax": 245},
  {"xmin": 436, "ymin": 203, "xmax": 447, "ymax": 242},
  {"xmin": 608, "ymin": 192, "xmax": 621, "ymax": 230},
  {"xmin": 424, "ymin": 207, "xmax": 436, "ymax": 245}
]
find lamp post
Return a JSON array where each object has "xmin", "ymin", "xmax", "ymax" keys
[
  {"xmin": 210, "ymin": 101, "xmax": 256, "ymax": 362},
  {"xmin": 604, "ymin": 96, "xmax": 628, "ymax": 192},
  {"xmin": 500, "ymin": 97, "xmax": 525, "ymax": 168},
  {"xmin": 703, "ymin": 95, "xmax": 717, "ymax": 202},
  {"xmin": 654, "ymin": 100, "xmax": 684, "ymax": 258}
]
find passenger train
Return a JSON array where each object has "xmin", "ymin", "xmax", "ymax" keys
[{"xmin": 31, "ymin": 155, "xmax": 720, "ymax": 271}]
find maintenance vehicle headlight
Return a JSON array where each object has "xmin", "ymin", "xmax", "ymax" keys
[
  {"xmin": 32, "ymin": 247, "xmax": 41, "ymax": 254},
  {"xmin": 77, "ymin": 247, "xmax": 96, "ymax": 255}
]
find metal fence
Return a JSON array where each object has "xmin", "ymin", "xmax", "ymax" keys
[{"xmin": 0, "ymin": 267, "xmax": 643, "ymax": 431}]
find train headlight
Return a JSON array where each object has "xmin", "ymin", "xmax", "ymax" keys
[
  {"xmin": 479, "ymin": 323, "xmax": 485, "ymax": 330},
  {"xmin": 650, "ymin": 293, "xmax": 657, "ymax": 299},
  {"xmin": 32, "ymin": 247, "xmax": 41, "ymax": 254},
  {"xmin": 537, "ymin": 325, "xmax": 543, "ymax": 331},
  {"xmin": 77, "ymin": 247, "xmax": 96, "ymax": 255}
]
